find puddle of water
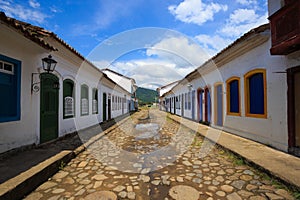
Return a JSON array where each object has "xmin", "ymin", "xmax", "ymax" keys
[{"xmin": 134, "ymin": 123, "xmax": 160, "ymax": 140}]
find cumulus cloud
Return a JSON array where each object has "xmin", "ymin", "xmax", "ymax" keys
[
  {"xmin": 94, "ymin": 59, "xmax": 183, "ymax": 90},
  {"xmin": 236, "ymin": 0, "xmax": 258, "ymax": 6},
  {"xmin": 28, "ymin": 0, "xmax": 40, "ymax": 8},
  {"xmin": 0, "ymin": 0, "xmax": 47, "ymax": 23},
  {"xmin": 168, "ymin": 0, "xmax": 228, "ymax": 25},
  {"xmin": 195, "ymin": 34, "xmax": 232, "ymax": 56},
  {"xmin": 146, "ymin": 36, "xmax": 210, "ymax": 68},
  {"xmin": 219, "ymin": 9, "xmax": 268, "ymax": 37}
]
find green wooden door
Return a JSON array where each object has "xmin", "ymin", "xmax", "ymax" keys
[
  {"xmin": 40, "ymin": 73, "xmax": 59, "ymax": 143},
  {"xmin": 103, "ymin": 93, "xmax": 107, "ymax": 121}
]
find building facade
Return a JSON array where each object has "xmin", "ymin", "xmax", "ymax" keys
[
  {"xmin": 268, "ymin": 0, "xmax": 300, "ymax": 156},
  {"xmin": 0, "ymin": 12, "xmax": 132, "ymax": 154},
  {"xmin": 102, "ymin": 68, "xmax": 138, "ymax": 111},
  {"xmin": 160, "ymin": 24, "xmax": 296, "ymax": 153}
]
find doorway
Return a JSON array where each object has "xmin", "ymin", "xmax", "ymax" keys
[
  {"xmin": 288, "ymin": 66, "xmax": 300, "ymax": 156},
  {"xmin": 108, "ymin": 94, "xmax": 112, "ymax": 120},
  {"xmin": 181, "ymin": 94, "xmax": 184, "ymax": 117},
  {"xmin": 103, "ymin": 93, "xmax": 107, "ymax": 121},
  {"xmin": 40, "ymin": 73, "xmax": 59, "ymax": 143},
  {"xmin": 215, "ymin": 84, "xmax": 223, "ymax": 126},
  {"xmin": 198, "ymin": 89, "xmax": 204, "ymax": 122},
  {"xmin": 205, "ymin": 88, "xmax": 211, "ymax": 124}
]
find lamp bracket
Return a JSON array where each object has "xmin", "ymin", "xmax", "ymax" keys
[{"xmin": 31, "ymin": 72, "xmax": 41, "ymax": 94}]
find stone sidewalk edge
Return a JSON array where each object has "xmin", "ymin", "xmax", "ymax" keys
[
  {"xmin": 0, "ymin": 113, "xmax": 134, "ymax": 200},
  {"xmin": 167, "ymin": 113, "xmax": 300, "ymax": 191}
]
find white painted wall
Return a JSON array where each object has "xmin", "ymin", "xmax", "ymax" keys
[{"xmin": 0, "ymin": 25, "xmax": 48, "ymax": 153}]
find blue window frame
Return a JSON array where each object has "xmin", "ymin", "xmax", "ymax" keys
[{"xmin": 0, "ymin": 54, "xmax": 21, "ymax": 122}]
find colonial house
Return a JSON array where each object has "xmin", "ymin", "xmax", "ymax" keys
[
  {"xmin": 159, "ymin": 23, "xmax": 296, "ymax": 153},
  {"xmin": 0, "ymin": 12, "xmax": 132, "ymax": 154},
  {"xmin": 102, "ymin": 68, "xmax": 138, "ymax": 112},
  {"xmin": 156, "ymin": 80, "xmax": 179, "ymax": 112},
  {"xmin": 268, "ymin": 0, "xmax": 300, "ymax": 156}
]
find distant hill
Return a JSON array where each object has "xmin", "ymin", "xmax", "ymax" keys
[{"xmin": 136, "ymin": 87, "xmax": 158, "ymax": 105}]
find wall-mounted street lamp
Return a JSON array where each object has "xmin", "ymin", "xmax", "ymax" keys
[
  {"xmin": 31, "ymin": 55, "xmax": 58, "ymax": 94},
  {"xmin": 42, "ymin": 55, "xmax": 57, "ymax": 73}
]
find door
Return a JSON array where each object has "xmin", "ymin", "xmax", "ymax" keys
[
  {"xmin": 40, "ymin": 73, "xmax": 59, "ymax": 143},
  {"xmin": 181, "ymin": 94, "xmax": 184, "ymax": 117},
  {"xmin": 205, "ymin": 88, "xmax": 211, "ymax": 124},
  {"xmin": 215, "ymin": 84, "xmax": 223, "ymax": 126},
  {"xmin": 287, "ymin": 66, "xmax": 300, "ymax": 156},
  {"xmin": 174, "ymin": 97, "xmax": 176, "ymax": 114},
  {"xmin": 192, "ymin": 91, "xmax": 195, "ymax": 120},
  {"xmin": 108, "ymin": 94, "xmax": 111, "ymax": 120},
  {"xmin": 295, "ymin": 73, "xmax": 300, "ymax": 147},
  {"xmin": 103, "ymin": 93, "xmax": 107, "ymax": 121},
  {"xmin": 198, "ymin": 89, "xmax": 203, "ymax": 122}
]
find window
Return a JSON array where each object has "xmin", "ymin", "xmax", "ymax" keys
[
  {"xmin": 226, "ymin": 77, "xmax": 240, "ymax": 116},
  {"xmin": 81, "ymin": 84, "xmax": 89, "ymax": 116},
  {"xmin": 244, "ymin": 69, "xmax": 267, "ymax": 118},
  {"xmin": 0, "ymin": 55, "xmax": 21, "ymax": 123},
  {"xmin": 63, "ymin": 79, "xmax": 75, "ymax": 118},
  {"xmin": 92, "ymin": 88, "xmax": 98, "ymax": 114}
]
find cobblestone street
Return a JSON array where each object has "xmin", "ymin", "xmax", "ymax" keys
[{"xmin": 25, "ymin": 109, "xmax": 295, "ymax": 200}]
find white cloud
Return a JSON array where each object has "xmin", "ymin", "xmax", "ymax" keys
[
  {"xmin": 195, "ymin": 34, "xmax": 232, "ymax": 56},
  {"xmin": 236, "ymin": 0, "xmax": 258, "ymax": 6},
  {"xmin": 0, "ymin": 0, "xmax": 47, "ymax": 23},
  {"xmin": 229, "ymin": 9, "xmax": 258, "ymax": 24},
  {"xmin": 94, "ymin": 59, "xmax": 184, "ymax": 90},
  {"xmin": 146, "ymin": 36, "xmax": 210, "ymax": 68},
  {"xmin": 219, "ymin": 9, "xmax": 268, "ymax": 37},
  {"xmin": 29, "ymin": 0, "xmax": 40, "ymax": 8},
  {"xmin": 168, "ymin": 0, "xmax": 228, "ymax": 25}
]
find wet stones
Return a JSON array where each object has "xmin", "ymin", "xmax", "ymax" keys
[{"xmin": 169, "ymin": 185, "xmax": 199, "ymax": 200}]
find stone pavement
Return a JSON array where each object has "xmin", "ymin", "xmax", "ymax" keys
[
  {"xmin": 0, "ymin": 113, "xmax": 130, "ymax": 200},
  {"xmin": 24, "ymin": 108, "xmax": 298, "ymax": 200},
  {"xmin": 167, "ymin": 113, "xmax": 300, "ymax": 191}
]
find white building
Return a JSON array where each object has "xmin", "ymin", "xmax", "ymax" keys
[
  {"xmin": 156, "ymin": 81, "xmax": 179, "ymax": 112},
  {"xmin": 267, "ymin": 0, "xmax": 300, "ymax": 156},
  {"xmin": 160, "ymin": 23, "xmax": 295, "ymax": 153},
  {"xmin": 102, "ymin": 68, "xmax": 138, "ymax": 111},
  {"xmin": 0, "ymin": 12, "xmax": 131, "ymax": 154}
]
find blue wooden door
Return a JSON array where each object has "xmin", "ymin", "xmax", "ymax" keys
[
  {"xmin": 205, "ymin": 88, "xmax": 211, "ymax": 123},
  {"xmin": 199, "ymin": 90, "xmax": 203, "ymax": 122},
  {"xmin": 216, "ymin": 85, "xmax": 223, "ymax": 126}
]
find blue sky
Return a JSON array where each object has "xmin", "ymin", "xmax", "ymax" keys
[{"xmin": 0, "ymin": 0, "xmax": 268, "ymax": 89}]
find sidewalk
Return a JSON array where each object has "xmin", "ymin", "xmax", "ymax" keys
[
  {"xmin": 0, "ymin": 113, "xmax": 131, "ymax": 200},
  {"xmin": 167, "ymin": 113, "xmax": 300, "ymax": 190}
]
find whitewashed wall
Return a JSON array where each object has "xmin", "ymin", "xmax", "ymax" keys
[{"xmin": 0, "ymin": 25, "xmax": 48, "ymax": 153}]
